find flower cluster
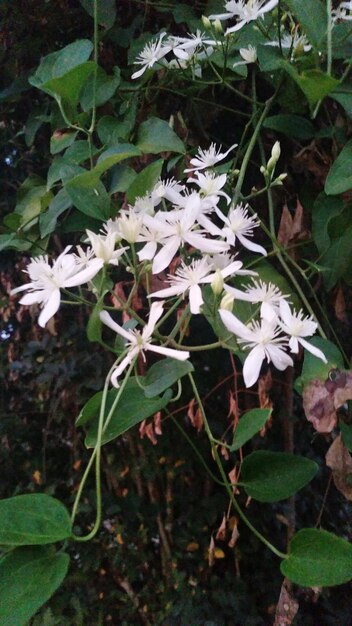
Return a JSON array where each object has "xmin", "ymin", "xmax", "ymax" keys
[{"xmin": 11, "ymin": 141, "xmax": 326, "ymax": 388}]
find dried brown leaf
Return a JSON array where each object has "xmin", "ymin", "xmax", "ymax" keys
[
  {"xmin": 215, "ymin": 513, "xmax": 227, "ymax": 541},
  {"xmin": 274, "ymin": 580, "xmax": 299, "ymax": 626},
  {"xmin": 326, "ymin": 434, "xmax": 352, "ymax": 501},
  {"xmin": 303, "ymin": 371, "xmax": 352, "ymax": 433},
  {"xmin": 334, "ymin": 287, "xmax": 348, "ymax": 323}
]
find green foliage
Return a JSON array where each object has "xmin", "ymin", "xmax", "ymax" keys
[
  {"xmin": 230, "ymin": 409, "xmax": 272, "ymax": 451},
  {"xmin": 0, "ymin": 494, "xmax": 72, "ymax": 545},
  {"xmin": 263, "ymin": 114, "xmax": 315, "ymax": 140},
  {"xmin": 143, "ymin": 358, "xmax": 194, "ymax": 398},
  {"xmin": 240, "ymin": 451, "xmax": 318, "ymax": 502},
  {"xmin": 136, "ymin": 117, "xmax": 185, "ymax": 154},
  {"xmin": 126, "ymin": 158, "xmax": 164, "ymax": 203},
  {"xmin": 0, "ymin": 546, "xmax": 69, "ymax": 626},
  {"xmin": 325, "ymin": 140, "xmax": 352, "ymax": 195},
  {"xmin": 281, "ymin": 529, "xmax": 352, "ymax": 586}
]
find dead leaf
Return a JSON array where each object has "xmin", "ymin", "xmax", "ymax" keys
[
  {"xmin": 216, "ymin": 513, "xmax": 227, "ymax": 541},
  {"xmin": 334, "ymin": 287, "xmax": 348, "ymax": 323},
  {"xmin": 303, "ymin": 370, "xmax": 352, "ymax": 433},
  {"xmin": 277, "ymin": 200, "xmax": 308, "ymax": 255},
  {"xmin": 187, "ymin": 398, "xmax": 203, "ymax": 432},
  {"xmin": 258, "ymin": 370, "xmax": 273, "ymax": 414},
  {"xmin": 274, "ymin": 580, "xmax": 299, "ymax": 626},
  {"xmin": 228, "ymin": 466, "xmax": 240, "ymax": 495},
  {"xmin": 326, "ymin": 434, "xmax": 352, "ymax": 500},
  {"xmin": 208, "ymin": 535, "xmax": 215, "ymax": 567},
  {"xmin": 186, "ymin": 541, "xmax": 199, "ymax": 552},
  {"xmin": 228, "ymin": 517, "xmax": 240, "ymax": 548}
]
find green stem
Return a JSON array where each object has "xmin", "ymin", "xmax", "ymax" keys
[
  {"xmin": 326, "ymin": 0, "xmax": 333, "ymax": 76},
  {"xmin": 188, "ymin": 373, "xmax": 287, "ymax": 560}
]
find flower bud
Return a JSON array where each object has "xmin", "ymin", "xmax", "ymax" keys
[
  {"xmin": 213, "ymin": 18, "xmax": 223, "ymax": 33},
  {"xmin": 267, "ymin": 141, "xmax": 281, "ymax": 172},
  {"xmin": 260, "ymin": 165, "xmax": 267, "ymax": 175},
  {"xmin": 211, "ymin": 269, "xmax": 224, "ymax": 296},
  {"xmin": 220, "ymin": 292, "xmax": 234, "ymax": 311},
  {"xmin": 202, "ymin": 15, "xmax": 211, "ymax": 29}
]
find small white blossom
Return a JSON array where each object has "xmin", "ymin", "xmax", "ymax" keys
[
  {"xmin": 233, "ymin": 45, "xmax": 257, "ymax": 68},
  {"xmin": 219, "ymin": 309, "xmax": 293, "ymax": 387},
  {"xmin": 184, "ymin": 142, "xmax": 237, "ymax": 173},
  {"xmin": 11, "ymin": 247, "xmax": 102, "ymax": 328},
  {"xmin": 131, "ymin": 33, "xmax": 171, "ymax": 79},
  {"xmin": 100, "ymin": 301, "xmax": 190, "ymax": 387},
  {"xmin": 208, "ymin": 0, "xmax": 279, "ymax": 35},
  {"xmin": 279, "ymin": 300, "xmax": 327, "ymax": 362},
  {"xmin": 187, "ymin": 171, "xmax": 231, "ymax": 204},
  {"xmin": 216, "ymin": 203, "xmax": 267, "ymax": 255},
  {"xmin": 85, "ymin": 230, "xmax": 127, "ymax": 266}
]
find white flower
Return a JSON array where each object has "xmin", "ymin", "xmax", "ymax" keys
[
  {"xmin": 11, "ymin": 247, "xmax": 102, "ymax": 328},
  {"xmin": 233, "ymin": 45, "xmax": 257, "ymax": 68},
  {"xmin": 225, "ymin": 278, "xmax": 288, "ymax": 321},
  {"xmin": 100, "ymin": 301, "xmax": 190, "ymax": 387},
  {"xmin": 333, "ymin": 2, "xmax": 352, "ymax": 21},
  {"xmin": 187, "ymin": 171, "xmax": 231, "ymax": 204},
  {"xmin": 152, "ymin": 178, "xmax": 185, "ymax": 206},
  {"xmin": 219, "ymin": 309, "xmax": 293, "ymax": 387},
  {"xmin": 143, "ymin": 207, "xmax": 228, "ymax": 274},
  {"xmin": 168, "ymin": 30, "xmax": 217, "ymax": 60},
  {"xmin": 208, "ymin": 0, "xmax": 278, "ymax": 35},
  {"xmin": 85, "ymin": 229, "xmax": 127, "ymax": 266},
  {"xmin": 279, "ymin": 300, "xmax": 327, "ymax": 362},
  {"xmin": 184, "ymin": 142, "xmax": 237, "ymax": 173},
  {"xmin": 116, "ymin": 209, "xmax": 144, "ymax": 244},
  {"xmin": 265, "ymin": 31, "xmax": 311, "ymax": 55},
  {"xmin": 150, "ymin": 256, "xmax": 248, "ymax": 313},
  {"xmin": 216, "ymin": 203, "xmax": 267, "ymax": 255},
  {"xmin": 131, "ymin": 33, "xmax": 171, "ymax": 79}
]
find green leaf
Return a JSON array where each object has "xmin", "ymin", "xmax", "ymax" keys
[
  {"xmin": 109, "ymin": 164, "xmax": 137, "ymax": 193},
  {"xmin": 65, "ymin": 173, "xmax": 111, "ymax": 220},
  {"xmin": 136, "ymin": 117, "xmax": 185, "ymax": 154},
  {"xmin": 281, "ymin": 528, "xmax": 352, "ymax": 587},
  {"xmin": 39, "ymin": 189, "xmax": 72, "ymax": 238},
  {"xmin": 201, "ymin": 286, "xmax": 240, "ymax": 354},
  {"xmin": 143, "ymin": 358, "xmax": 194, "ymax": 398},
  {"xmin": 240, "ymin": 451, "xmax": 318, "ymax": 502},
  {"xmin": 331, "ymin": 82, "xmax": 352, "ymax": 118},
  {"xmin": 94, "ymin": 143, "xmax": 141, "ymax": 177},
  {"xmin": 86, "ymin": 301, "xmax": 103, "ymax": 343},
  {"xmin": 263, "ymin": 114, "xmax": 315, "ymax": 140},
  {"xmin": 127, "ymin": 159, "xmax": 164, "ymax": 203},
  {"xmin": 50, "ymin": 130, "xmax": 78, "ymax": 155},
  {"xmin": 312, "ymin": 193, "xmax": 344, "ymax": 254},
  {"xmin": 320, "ymin": 225, "xmax": 352, "ymax": 289},
  {"xmin": 0, "ymin": 546, "xmax": 69, "ymax": 626},
  {"xmin": 295, "ymin": 338, "xmax": 344, "ymax": 393},
  {"xmin": 39, "ymin": 62, "xmax": 96, "ymax": 107},
  {"xmin": 64, "ymin": 140, "xmax": 99, "ymax": 164},
  {"xmin": 0, "ymin": 494, "xmax": 71, "ymax": 545},
  {"xmin": 340, "ymin": 422, "xmax": 352, "ymax": 453},
  {"xmin": 80, "ymin": 66, "xmax": 120, "ymax": 111},
  {"xmin": 325, "ymin": 140, "xmax": 352, "ymax": 195},
  {"xmin": 284, "ymin": 0, "xmax": 327, "ymax": 48},
  {"xmin": 230, "ymin": 409, "xmax": 272, "ymax": 451},
  {"xmin": 80, "ymin": 0, "xmax": 117, "ymax": 29},
  {"xmin": 79, "ymin": 379, "xmax": 173, "ymax": 446},
  {"xmin": 283, "ymin": 65, "xmax": 340, "ymax": 107},
  {"xmin": 29, "ymin": 40, "xmax": 93, "ymax": 85}
]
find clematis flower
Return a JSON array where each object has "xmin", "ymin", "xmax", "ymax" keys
[
  {"xmin": 186, "ymin": 171, "xmax": 231, "ymax": 204},
  {"xmin": 85, "ymin": 230, "xmax": 128, "ymax": 266},
  {"xmin": 279, "ymin": 300, "xmax": 327, "ymax": 362},
  {"xmin": 143, "ymin": 207, "xmax": 228, "ymax": 274},
  {"xmin": 216, "ymin": 203, "xmax": 267, "ymax": 255},
  {"xmin": 100, "ymin": 301, "xmax": 190, "ymax": 387},
  {"xmin": 225, "ymin": 278, "xmax": 288, "ymax": 321},
  {"xmin": 233, "ymin": 45, "xmax": 257, "ymax": 68},
  {"xmin": 11, "ymin": 247, "xmax": 102, "ymax": 328},
  {"xmin": 219, "ymin": 308, "xmax": 293, "ymax": 387},
  {"xmin": 184, "ymin": 142, "xmax": 237, "ymax": 172},
  {"xmin": 209, "ymin": 0, "xmax": 279, "ymax": 35},
  {"xmin": 131, "ymin": 33, "xmax": 171, "ymax": 79}
]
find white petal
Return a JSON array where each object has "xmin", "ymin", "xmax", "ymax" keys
[
  {"xmin": 143, "ymin": 301, "xmax": 164, "ymax": 339},
  {"xmin": 189, "ymin": 284, "xmax": 203, "ymax": 314},
  {"xmin": 11, "ymin": 282, "xmax": 35, "ymax": 295},
  {"xmin": 150, "ymin": 284, "xmax": 184, "ymax": 299},
  {"xmin": 137, "ymin": 241, "xmax": 158, "ymax": 261},
  {"xmin": 19, "ymin": 291, "xmax": 44, "ymax": 306},
  {"xmin": 152, "ymin": 237, "xmax": 180, "ymax": 274},
  {"xmin": 64, "ymin": 259, "xmax": 103, "ymax": 287},
  {"xmin": 146, "ymin": 343, "xmax": 190, "ymax": 360},
  {"xmin": 279, "ymin": 298, "xmax": 293, "ymax": 326},
  {"xmin": 100, "ymin": 311, "xmax": 133, "ymax": 342},
  {"xmin": 266, "ymin": 345, "xmax": 293, "ymax": 371},
  {"xmin": 289, "ymin": 336, "xmax": 299, "ymax": 353},
  {"xmin": 110, "ymin": 354, "xmax": 134, "ymax": 387},
  {"xmin": 298, "ymin": 338, "xmax": 327, "ymax": 363},
  {"xmin": 237, "ymin": 233, "xmax": 267, "ymax": 256},
  {"xmin": 260, "ymin": 302, "xmax": 277, "ymax": 323},
  {"xmin": 219, "ymin": 309, "xmax": 252, "ymax": 341},
  {"xmin": 38, "ymin": 289, "xmax": 61, "ymax": 328},
  {"xmin": 243, "ymin": 345, "xmax": 266, "ymax": 387},
  {"xmin": 132, "ymin": 66, "xmax": 147, "ymax": 80}
]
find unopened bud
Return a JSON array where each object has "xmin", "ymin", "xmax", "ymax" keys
[
  {"xmin": 267, "ymin": 141, "xmax": 281, "ymax": 172},
  {"xmin": 233, "ymin": 168, "xmax": 240, "ymax": 177},
  {"xmin": 220, "ymin": 292, "xmax": 234, "ymax": 312},
  {"xmin": 211, "ymin": 269, "xmax": 224, "ymax": 296},
  {"xmin": 202, "ymin": 15, "xmax": 211, "ymax": 29},
  {"xmin": 213, "ymin": 18, "xmax": 223, "ymax": 33},
  {"xmin": 260, "ymin": 165, "xmax": 267, "ymax": 175}
]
